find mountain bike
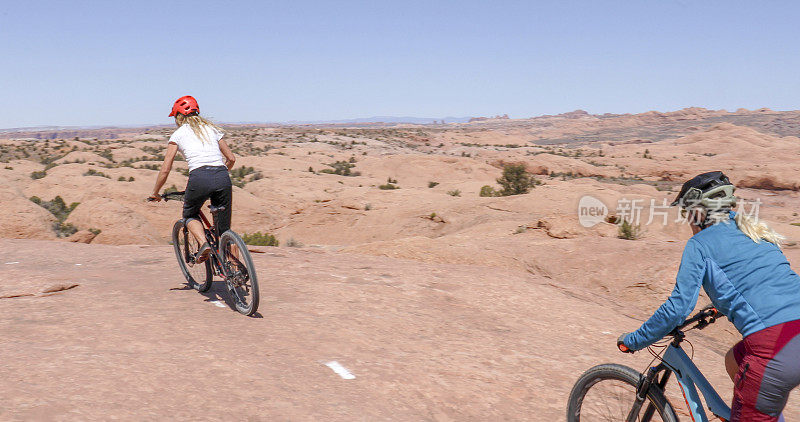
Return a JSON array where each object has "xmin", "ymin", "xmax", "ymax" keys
[
  {"xmin": 150, "ymin": 191, "xmax": 260, "ymax": 316},
  {"xmin": 567, "ymin": 305, "xmax": 730, "ymax": 422}
]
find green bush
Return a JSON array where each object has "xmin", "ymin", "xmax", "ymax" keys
[
  {"xmin": 428, "ymin": 181, "xmax": 439, "ymax": 188},
  {"xmin": 54, "ymin": 222, "xmax": 78, "ymax": 238},
  {"xmin": 30, "ymin": 196, "xmax": 80, "ymax": 223},
  {"xmin": 618, "ymin": 219, "xmax": 642, "ymax": 240},
  {"xmin": 231, "ymin": 166, "xmax": 261, "ymax": 187},
  {"xmin": 379, "ymin": 183, "xmax": 398, "ymax": 190},
  {"xmin": 320, "ymin": 160, "xmax": 359, "ymax": 176},
  {"xmin": 84, "ymin": 168, "xmax": 110, "ymax": 178},
  {"xmin": 479, "ymin": 185, "xmax": 498, "ymax": 197},
  {"xmin": 241, "ymin": 232, "xmax": 279, "ymax": 246},
  {"xmin": 447, "ymin": 189, "xmax": 461, "ymax": 197},
  {"xmin": 31, "ymin": 170, "xmax": 47, "ymax": 179},
  {"xmin": 496, "ymin": 164, "xmax": 539, "ymax": 196}
]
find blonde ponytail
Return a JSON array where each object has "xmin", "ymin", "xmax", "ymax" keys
[
  {"xmin": 734, "ymin": 212, "xmax": 784, "ymax": 247},
  {"xmin": 175, "ymin": 114, "xmax": 222, "ymax": 144}
]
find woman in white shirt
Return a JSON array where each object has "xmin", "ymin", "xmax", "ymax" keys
[{"xmin": 150, "ymin": 95, "xmax": 236, "ymax": 261}]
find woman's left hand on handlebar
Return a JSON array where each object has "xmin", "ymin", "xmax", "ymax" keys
[{"xmin": 148, "ymin": 193, "xmax": 162, "ymax": 202}]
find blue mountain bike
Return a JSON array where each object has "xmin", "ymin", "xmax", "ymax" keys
[{"xmin": 567, "ymin": 306, "xmax": 731, "ymax": 422}]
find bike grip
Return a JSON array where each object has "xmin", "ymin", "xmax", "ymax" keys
[{"xmin": 617, "ymin": 334, "xmax": 634, "ymax": 354}]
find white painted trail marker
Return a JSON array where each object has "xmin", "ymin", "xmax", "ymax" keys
[
  {"xmin": 325, "ymin": 361, "xmax": 356, "ymax": 379},
  {"xmin": 210, "ymin": 300, "xmax": 227, "ymax": 308},
  {"xmin": 4, "ymin": 262, "xmax": 19, "ymax": 265}
]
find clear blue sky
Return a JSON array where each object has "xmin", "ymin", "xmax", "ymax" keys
[{"xmin": 2, "ymin": 1, "xmax": 799, "ymax": 128}]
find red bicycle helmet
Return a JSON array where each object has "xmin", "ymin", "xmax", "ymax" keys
[{"xmin": 169, "ymin": 95, "xmax": 200, "ymax": 117}]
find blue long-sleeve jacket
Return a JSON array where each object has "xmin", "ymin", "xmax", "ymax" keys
[{"xmin": 625, "ymin": 212, "xmax": 800, "ymax": 351}]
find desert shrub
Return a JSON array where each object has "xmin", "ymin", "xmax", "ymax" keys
[
  {"xmin": 286, "ymin": 238, "xmax": 303, "ymax": 247},
  {"xmin": 387, "ymin": 177, "xmax": 398, "ymax": 184},
  {"xmin": 618, "ymin": 219, "xmax": 642, "ymax": 240},
  {"xmin": 164, "ymin": 185, "xmax": 180, "ymax": 194},
  {"xmin": 4, "ymin": 166, "xmax": 12, "ymax": 170},
  {"xmin": 308, "ymin": 166, "xmax": 314, "ymax": 173},
  {"xmin": 496, "ymin": 164, "xmax": 540, "ymax": 196},
  {"xmin": 479, "ymin": 185, "xmax": 498, "ymax": 197},
  {"xmin": 241, "ymin": 232, "xmax": 279, "ymax": 247},
  {"xmin": 97, "ymin": 149, "xmax": 115, "ymax": 162},
  {"xmin": 379, "ymin": 182, "xmax": 398, "ymax": 190},
  {"xmin": 84, "ymin": 168, "xmax": 110, "ymax": 178},
  {"xmin": 447, "ymin": 189, "xmax": 461, "ymax": 197},
  {"xmin": 231, "ymin": 166, "xmax": 255, "ymax": 179},
  {"xmin": 31, "ymin": 170, "xmax": 47, "ymax": 179},
  {"xmin": 231, "ymin": 166, "xmax": 261, "ymax": 187},
  {"xmin": 30, "ymin": 196, "xmax": 79, "ymax": 223},
  {"xmin": 364, "ymin": 203, "xmax": 372, "ymax": 211},
  {"xmin": 89, "ymin": 228, "xmax": 102, "ymax": 236},
  {"xmin": 128, "ymin": 176, "xmax": 135, "ymax": 182},
  {"xmin": 118, "ymin": 176, "xmax": 126, "ymax": 181},
  {"xmin": 428, "ymin": 181, "xmax": 439, "ymax": 188},
  {"xmin": 30, "ymin": 196, "xmax": 81, "ymax": 237},
  {"xmin": 54, "ymin": 222, "xmax": 78, "ymax": 238},
  {"xmin": 320, "ymin": 160, "xmax": 358, "ymax": 176}
]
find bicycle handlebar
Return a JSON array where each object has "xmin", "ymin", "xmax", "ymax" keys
[
  {"xmin": 669, "ymin": 305, "xmax": 720, "ymax": 336},
  {"xmin": 147, "ymin": 191, "xmax": 186, "ymax": 202}
]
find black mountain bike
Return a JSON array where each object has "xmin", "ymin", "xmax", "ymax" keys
[{"xmin": 150, "ymin": 191, "xmax": 259, "ymax": 316}]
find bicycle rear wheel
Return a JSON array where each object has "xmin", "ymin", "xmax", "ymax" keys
[
  {"xmin": 567, "ymin": 364, "xmax": 677, "ymax": 422},
  {"xmin": 219, "ymin": 230, "xmax": 259, "ymax": 316},
  {"xmin": 171, "ymin": 220, "xmax": 212, "ymax": 292}
]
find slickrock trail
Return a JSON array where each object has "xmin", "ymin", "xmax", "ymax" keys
[{"xmin": 3, "ymin": 239, "xmax": 797, "ymax": 420}]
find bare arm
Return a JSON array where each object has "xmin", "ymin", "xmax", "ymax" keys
[
  {"xmin": 218, "ymin": 139, "xmax": 236, "ymax": 170},
  {"xmin": 149, "ymin": 143, "xmax": 179, "ymax": 201}
]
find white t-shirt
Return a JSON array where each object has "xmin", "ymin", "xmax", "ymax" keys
[{"xmin": 168, "ymin": 124, "xmax": 226, "ymax": 172}]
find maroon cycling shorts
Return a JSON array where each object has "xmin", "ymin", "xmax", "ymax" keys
[{"xmin": 731, "ymin": 319, "xmax": 800, "ymax": 422}]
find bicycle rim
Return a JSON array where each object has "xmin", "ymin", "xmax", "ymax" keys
[
  {"xmin": 172, "ymin": 220, "xmax": 212, "ymax": 292},
  {"xmin": 219, "ymin": 230, "xmax": 259, "ymax": 316},
  {"xmin": 567, "ymin": 364, "xmax": 677, "ymax": 422}
]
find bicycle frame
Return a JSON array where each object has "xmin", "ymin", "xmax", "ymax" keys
[
  {"xmin": 179, "ymin": 210, "xmax": 227, "ymax": 278},
  {"xmin": 649, "ymin": 343, "xmax": 731, "ymax": 422}
]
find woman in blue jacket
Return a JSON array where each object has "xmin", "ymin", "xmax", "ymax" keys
[{"xmin": 619, "ymin": 171, "xmax": 800, "ymax": 422}]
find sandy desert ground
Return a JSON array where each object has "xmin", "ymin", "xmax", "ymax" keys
[{"xmin": 2, "ymin": 107, "xmax": 800, "ymax": 420}]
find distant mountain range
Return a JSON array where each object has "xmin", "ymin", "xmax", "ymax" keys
[{"xmin": 282, "ymin": 116, "xmax": 473, "ymax": 125}]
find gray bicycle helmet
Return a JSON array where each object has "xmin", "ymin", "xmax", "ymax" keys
[{"xmin": 671, "ymin": 171, "xmax": 736, "ymax": 210}]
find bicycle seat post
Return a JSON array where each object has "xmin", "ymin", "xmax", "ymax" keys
[{"xmin": 208, "ymin": 205, "xmax": 225, "ymax": 239}]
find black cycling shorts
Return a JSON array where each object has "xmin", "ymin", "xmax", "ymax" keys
[{"xmin": 183, "ymin": 165, "xmax": 232, "ymax": 234}]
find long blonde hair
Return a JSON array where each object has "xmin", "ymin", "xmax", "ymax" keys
[
  {"xmin": 705, "ymin": 210, "xmax": 784, "ymax": 247},
  {"xmin": 175, "ymin": 113, "xmax": 222, "ymax": 144}
]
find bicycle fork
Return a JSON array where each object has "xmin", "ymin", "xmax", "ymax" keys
[{"xmin": 627, "ymin": 364, "xmax": 672, "ymax": 422}]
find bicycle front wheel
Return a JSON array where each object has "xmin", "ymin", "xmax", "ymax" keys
[
  {"xmin": 567, "ymin": 364, "xmax": 677, "ymax": 422},
  {"xmin": 219, "ymin": 230, "xmax": 259, "ymax": 316},
  {"xmin": 171, "ymin": 220, "xmax": 212, "ymax": 292}
]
